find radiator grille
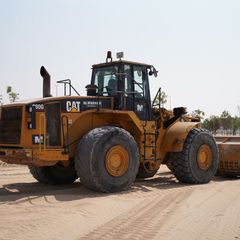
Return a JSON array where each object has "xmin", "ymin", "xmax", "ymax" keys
[{"xmin": 0, "ymin": 107, "xmax": 22, "ymax": 144}]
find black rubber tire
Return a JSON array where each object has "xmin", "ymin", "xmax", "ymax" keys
[
  {"xmin": 166, "ymin": 157, "xmax": 174, "ymax": 172},
  {"xmin": 167, "ymin": 128, "xmax": 219, "ymax": 184},
  {"xmin": 74, "ymin": 126, "xmax": 140, "ymax": 193},
  {"xmin": 137, "ymin": 164, "xmax": 158, "ymax": 178},
  {"xmin": 28, "ymin": 163, "xmax": 77, "ymax": 185}
]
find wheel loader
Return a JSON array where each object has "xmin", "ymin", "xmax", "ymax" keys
[{"xmin": 0, "ymin": 52, "xmax": 236, "ymax": 193}]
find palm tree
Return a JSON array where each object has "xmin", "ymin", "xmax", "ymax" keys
[{"xmin": 7, "ymin": 86, "xmax": 19, "ymax": 103}]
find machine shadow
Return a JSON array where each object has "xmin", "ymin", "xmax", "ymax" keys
[
  {"xmin": 0, "ymin": 181, "xmax": 100, "ymax": 203},
  {"xmin": 0, "ymin": 171, "xmax": 232, "ymax": 203}
]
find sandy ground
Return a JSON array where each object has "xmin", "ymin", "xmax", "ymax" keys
[{"xmin": 0, "ymin": 163, "xmax": 240, "ymax": 240}]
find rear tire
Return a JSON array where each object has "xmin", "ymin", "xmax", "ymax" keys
[
  {"xmin": 166, "ymin": 158, "xmax": 174, "ymax": 172},
  {"xmin": 29, "ymin": 163, "xmax": 77, "ymax": 184},
  {"xmin": 137, "ymin": 163, "xmax": 158, "ymax": 178},
  {"xmin": 74, "ymin": 126, "xmax": 140, "ymax": 193},
  {"xmin": 167, "ymin": 128, "xmax": 219, "ymax": 184}
]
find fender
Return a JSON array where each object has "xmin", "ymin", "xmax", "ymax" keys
[
  {"xmin": 161, "ymin": 121, "xmax": 200, "ymax": 152},
  {"xmin": 67, "ymin": 109, "xmax": 144, "ymax": 158}
]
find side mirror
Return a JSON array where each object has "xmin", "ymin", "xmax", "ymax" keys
[
  {"xmin": 153, "ymin": 67, "xmax": 158, "ymax": 77},
  {"xmin": 149, "ymin": 66, "xmax": 158, "ymax": 77}
]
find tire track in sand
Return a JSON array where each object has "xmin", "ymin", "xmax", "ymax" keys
[
  {"xmin": 80, "ymin": 188, "xmax": 193, "ymax": 240},
  {"xmin": 155, "ymin": 183, "xmax": 240, "ymax": 240}
]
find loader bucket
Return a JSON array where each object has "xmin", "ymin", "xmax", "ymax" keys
[{"xmin": 215, "ymin": 136, "xmax": 240, "ymax": 176}]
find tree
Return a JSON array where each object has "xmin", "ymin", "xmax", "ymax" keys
[
  {"xmin": 220, "ymin": 110, "xmax": 231, "ymax": 118},
  {"xmin": 220, "ymin": 110, "xmax": 232, "ymax": 133},
  {"xmin": 202, "ymin": 116, "xmax": 220, "ymax": 134},
  {"xmin": 191, "ymin": 109, "xmax": 205, "ymax": 121},
  {"xmin": 158, "ymin": 91, "xmax": 167, "ymax": 107},
  {"xmin": 232, "ymin": 117, "xmax": 237, "ymax": 135},
  {"xmin": 7, "ymin": 86, "xmax": 19, "ymax": 103},
  {"xmin": 232, "ymin": 117, "xmax": 240, "ymax": 135},
  {"xmin": 202, "ymin": 110, "xmax": 240, "ymax": 135}
]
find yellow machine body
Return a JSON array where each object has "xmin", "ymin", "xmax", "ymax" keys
[{"xmin": 0, "ymin": 96, "xmax": 198, "ymax": 171}]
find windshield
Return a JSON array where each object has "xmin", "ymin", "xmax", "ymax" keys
[{"xmin": 92, "ymin": 66, "xmax": 118, "ymax": 96}]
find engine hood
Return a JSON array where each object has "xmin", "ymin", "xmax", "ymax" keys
[{"xmin": 1, "ymin": 96, "xmax": 113, "ymax": 112}]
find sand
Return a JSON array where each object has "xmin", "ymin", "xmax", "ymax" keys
[{"xmin": 0, "ymin": 162, "xmax": 240, "ymax": 240}]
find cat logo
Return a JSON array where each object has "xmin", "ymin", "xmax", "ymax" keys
[{"xmin": 66, "ymin": 101, "xmax": 81, "ymax": 112}]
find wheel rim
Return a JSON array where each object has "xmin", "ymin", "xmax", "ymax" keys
[
  {"xmin": 105, "ymin": 145, "xmax": 129, "ymax": 177},
  {"xmin": 197, "ymin": 144, "xmax": 212, "ymax": 170}
]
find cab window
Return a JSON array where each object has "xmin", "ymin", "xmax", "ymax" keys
[
  {"xmin": 92, "ymin": 66, "xmax": 118, "ymax": 96},
  {"xmin": 124, "ymin": 64, "xmax": 132, "ymax": 95},
  {"xmin": 133, "ymin": 66, "xmax": 144, "ymax": 97}
]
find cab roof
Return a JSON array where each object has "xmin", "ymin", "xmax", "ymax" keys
[{"xmin": 92, "ymin": 60, "xmax": 152, "ymax": 68}]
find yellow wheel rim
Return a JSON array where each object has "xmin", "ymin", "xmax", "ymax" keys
[
  {"xmin": 105, "ymin": 145, "xmax": 129, "ymax": 177},
  {"xmin": 197, "ymin": 144, "xmax": 212, "ymax": 170}
]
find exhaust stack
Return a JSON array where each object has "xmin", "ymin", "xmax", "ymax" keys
[{"xmin": 40, "ymin": 66, "xmax": 52, "ymax": 98}]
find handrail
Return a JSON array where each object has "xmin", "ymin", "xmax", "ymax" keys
[{"xmin": 57, "ymin": 79, "xmax": 80, "ymax": 96}]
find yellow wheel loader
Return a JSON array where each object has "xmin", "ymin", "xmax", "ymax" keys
[{"xmin": 0, "ymin": 52, "xmax": 232, "ymax": 193}]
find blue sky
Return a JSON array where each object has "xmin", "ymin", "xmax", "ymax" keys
[{"xmin": 0, "ymin": 0, "xmax": 240, "ymax": 117}]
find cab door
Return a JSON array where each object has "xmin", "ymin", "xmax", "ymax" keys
[{"xmin": 123, "ymin": 64, "xmax": 152, "ymax": 120}]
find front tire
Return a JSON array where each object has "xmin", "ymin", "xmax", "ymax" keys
[
  {"xmin": 74, "ymin": 126, "xmax": 140, "ymax": 193},
  {"xmin": 167, "ymin": 128, "xmax": 219, "ymax": 184}
]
